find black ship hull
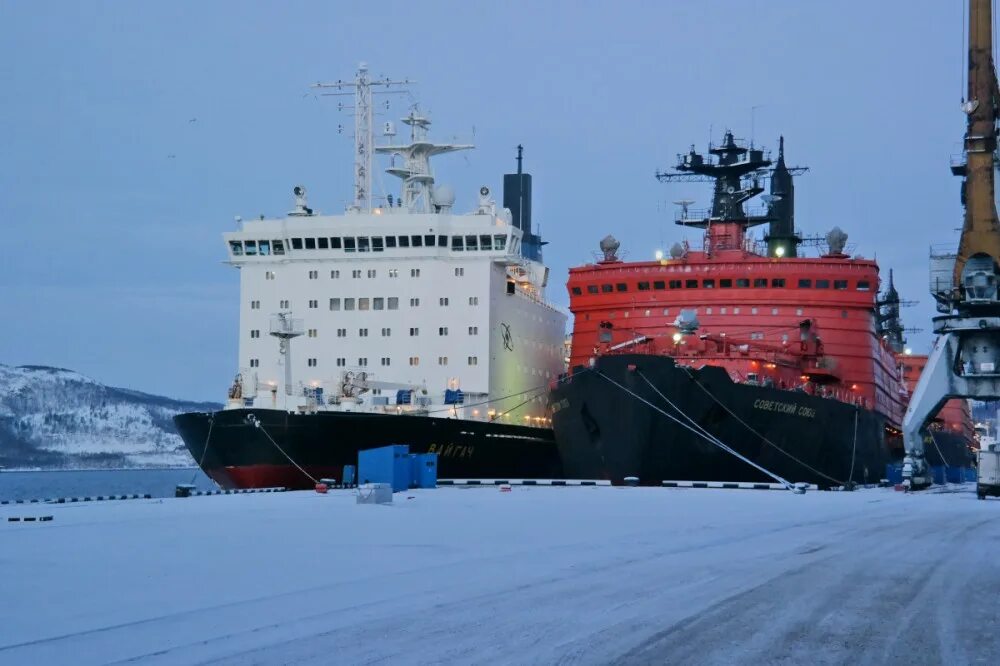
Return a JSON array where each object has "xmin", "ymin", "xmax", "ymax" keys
[
  {"xmin": 174, "ymin": 408, "xmax": 562, "ymax": 490},
  {"xmin": 550, "ymin": 355, "xmax": 902, "ymax": 489}
]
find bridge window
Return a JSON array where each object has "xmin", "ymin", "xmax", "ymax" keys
[
  {"xmin": 385, "ymin": 236, "xmax": 397, "ymax": 248},
  {"xmin": 494, "ymin": 235, "xmax": 507, "ymax": 250},
  {"xmin": 229, "ymin": 241, "xmax": 243, "ymax": 256},
  {"xmin": 424, "ymin": 234, "xmax": 435, "ymax": 246},
  {"xmin": 653, "ymin": 281, "xmax": 665, "ymax": 290},
  {"xmin": 616, "ymin": 283, "xmax": 628, "ymax": 292},
  {"xmin": 244, "ymin": 240, "xmax": 257, "ymax": 255},
  {"xmin": 834, "ymin": 279, "xmax": 848, "ymax": 290},
  {"xmin": 736, "ymin": 278, "xmax": 750, "ymax": 287},
  {"xmin": 720, "ymin": 279, "xmax": 732, "ymax": 288},
  {"xmin": 397, "ymin": 236, "xmax": 409, "ymax": 247},
  {"xmin": 258, "ymin": 240, "xmax": 271, "ymax": 255},
  {"xmin": 587, "ymin": 285, "xmax": 599, "ymax": 294},
  {"xmin": 372, "ymin": 237, "xmax": 384, "ymax": 252},
  {"xmin": 438, "ymin": 235, "xmax": 447, "ymax": 247},
  {"xmin": 358, "ymin": 237, "xmax": 370, "ymax": 252},
  {"xmin": 857, "ymin": 280, "xmax": 871, "ymax": 291},
  {"xmin": 798, "ymin": 279, "xmax": 812, "ymax": 288},
  {"xmin": 685, "ymin": 279, "xmax": 698, "ymax": 288},
  {"xmin": 304, "ymin": 238, "xmax": 316, "ymax": 250},
  {"xmin": 602, "ymin": 284, "xmax": 613, "ymax": 293},
  {"xmin": 571, "ymin": 286, "xmax": 582, "ymax": 295},
  {"xmin": 317, "ymin": 237, "xmax": 328, "ymax": 249},
  {"xmin": 637, "ymin": 281, "xmax": 650, "ymax": 291},
  {"xmin": 702, "ymin": 279, "xmax": 715, "ymax": 288},
  {"xmin": 753, "ymin": 278, "xmax": 767, "ymax": 287},
  {"xmin": 330, "ymin": 237, "xmax": 342, "ymax": 249},
  {"xmin": 452, "ymin": 236, "xmax": 464, "ymax": 251},
  {"xmin": 344, "ymin": 237, "xmax": 356, "ymax": 252},
  {"xmin": 816, "ymin": 279, "xmax": 830, "ymax": 288},
  {"xmin": 771, "ymin": 278, "xmax": 786, "ymax": 288},
  {"xmin": 273, "ymin": 240, "xmax": 284, "ymax": 255},
  {"xmin": 411, "ymin": 235, "xmax": 423, "ymax": 247},
  {"xmin": 291, "ymin": 238, "xmax": 303, "ymax": 250},
  {"xmin": 466, "ymin": 235, "xmax": 478, "ymax": 250},
  {"xmin": 669, "ymin": 280, "xmax": 682, "ymax": 289},
  {"xmin": 480, "ymin": 234, "xmax": 493, "ymax": 250}
]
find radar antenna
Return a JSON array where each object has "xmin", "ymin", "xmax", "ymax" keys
[{"xmin": 672, "ymin": 199, "xmax": 696, "ymax": 219}]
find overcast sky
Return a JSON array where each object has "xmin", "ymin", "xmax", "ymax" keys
[{"xmin": 0, "ymin": 1, "xmax": 971, "ymax": 400}]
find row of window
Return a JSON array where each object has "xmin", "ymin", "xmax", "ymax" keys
[
  {"xmin": 230, "ymin": 234, "xmax": 510, "ymax": 257},
  {"xmin": 254, "ymin": 326, "xmax": 482, "ymax": 338},
  {"xmin": 582, "ymin": 305, "xmax": 857, "ymax": 320},
  {"xmin": 572, "ymin": 277, "xmax": 871, "ymax": 295},
  {"xmin": 250, "ymin": 356, "xmax": 479, "ymax": 368}
]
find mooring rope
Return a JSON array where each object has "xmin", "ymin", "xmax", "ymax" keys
[
  {"xmin": 246, "ymin": 414, "xmax": 318, "ymax": 485},
  {"xmin": 683, "ymin": 372, "xmax": 846, "ymax": 486},
  {"xmin": 190, "ymin": 415, "xmax": 214, "ymax": 485},
  {"xmin": 595, "ymin": 370, "xmax": 793, "ymax": 489},
  {"xmin": 927, "ymin": 428, "xmax": 950, "ymax": 472},
  {"xmin": 847, "ymin": 407, "xmax": 859, "ymax": 487}
]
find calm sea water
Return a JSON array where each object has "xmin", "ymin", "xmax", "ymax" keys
[{"xmin": 0, "ymin": 468, "xmax": 218, "ymax": 501}]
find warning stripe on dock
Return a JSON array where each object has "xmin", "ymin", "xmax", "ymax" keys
[
  {"xmin": 6, "ymin": 516, "xmax": 54, "ymax": 523},
  {"xmin": 438, "ymin": 479, "xmax": 611, "ymax": 487},
  {"xmin": 186, "ymin": 487, "xmax": 288, "ymax": 497},
  {"xmin": 1, "ymin": 494, "xmax": 152, "ymax": 505},
  {"xmin": 661, "ymin": 480, "xmax": 819, "ymax": 491}
]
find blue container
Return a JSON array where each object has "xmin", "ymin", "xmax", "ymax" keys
[
  {"xmin": 358, "ymin": 444, "xmax": 410, "ymax": 492},
  {"xmin": 409, "ymin": 453, "xmax": 438, "ymax": 489},
  {"xmin": 885, "ymin": 463, "xmax": 903, "ymax": 485},
  {"xmin": 946, "ymin": 466, "xmax": 964, "ymax": 484},
  {"xmin": 931, "ymin": 466, "xmax": 946, "ymax": 485},
  {"xmin": 342, "ymin": 464, "xmax": 356, "ymax": 486},
  {"xmin": 966, "ymin": 467, "xmax": 978, "ymax": 483}
]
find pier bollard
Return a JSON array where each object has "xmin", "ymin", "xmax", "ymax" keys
[
  {"xmin": 624, "ymin": 476, "xmax": 639, "ymax": 487},
  {"xmin": 175, "ymin": 484, "xmax": 196, "ymax": 498}
]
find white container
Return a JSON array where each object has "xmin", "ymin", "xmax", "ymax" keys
[{"xmin": 356, "ymin": 483, "xmax": 393, "ymax": 504}]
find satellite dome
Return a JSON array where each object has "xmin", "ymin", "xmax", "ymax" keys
[
  {"xmin": 599, "ymin": 235, "xmax": 620, "ymax": 262},
  {"xmin": 826, "ymin": 227, "xmax": 848, "ymax": 255},
  {"xmin": 432, "ymin": 184, "xmax": 456, "ymax": 208}
]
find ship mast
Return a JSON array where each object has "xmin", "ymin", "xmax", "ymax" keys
[{"xmin": 312, "ymin": 64, "xmax": 412, "ymax": 212}]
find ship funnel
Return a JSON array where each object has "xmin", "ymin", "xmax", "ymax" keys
[{"xmin": 503, "ymin": 145, "xmax": 544, "ymax": 261}]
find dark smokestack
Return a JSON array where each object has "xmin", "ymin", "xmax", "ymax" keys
[{"xmin": 504, "ymin": 144, "xmax": 544, "ymax": 261}]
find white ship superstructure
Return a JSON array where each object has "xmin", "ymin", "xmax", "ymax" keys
[{"xmin": 222, "ymin": 66, "xmax": 566, "ymax": 426}]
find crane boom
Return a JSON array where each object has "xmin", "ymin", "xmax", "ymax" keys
[{"xmin": 955, "ymin": 0, "xmax": 1000, "ymax": 288}]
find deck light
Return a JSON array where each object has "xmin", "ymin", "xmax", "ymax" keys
[{"xmin": 775, "ymin": 246, "xmax": 786, "ymax": 258}]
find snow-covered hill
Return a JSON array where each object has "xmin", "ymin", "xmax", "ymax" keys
[{"xmin": 0, "ymin": 364, "xmax": 220, "ymax": 469}]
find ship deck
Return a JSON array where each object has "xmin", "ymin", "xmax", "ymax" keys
[{"xmin": 2, "ymin": 486, "xmax": 998, "ymax": 664}]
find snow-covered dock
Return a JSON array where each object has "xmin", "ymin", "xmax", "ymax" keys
[{"xmin": 2, "ymin": 485, "xmax": 999, "ymax": 665}]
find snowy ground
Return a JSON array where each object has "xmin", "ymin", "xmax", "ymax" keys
[{"xmin": 1, "ymin": 485, "xmax": 998, "ymax": 665}]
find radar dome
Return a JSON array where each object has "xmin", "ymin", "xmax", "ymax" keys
[
  {"xmin": 432, "ymin": 185, "xmax": 456, "ymax": 208},
  {"xmin": 826, "ymin": 227, "xmax": 848, "ymax": 255},
  {"xmin": 599, "ymin": 235, "xmax": 620, "ymax": 262},
  {"xmin": 669, "ymin": 242, "xmax": 685, "ymax": 259}
]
